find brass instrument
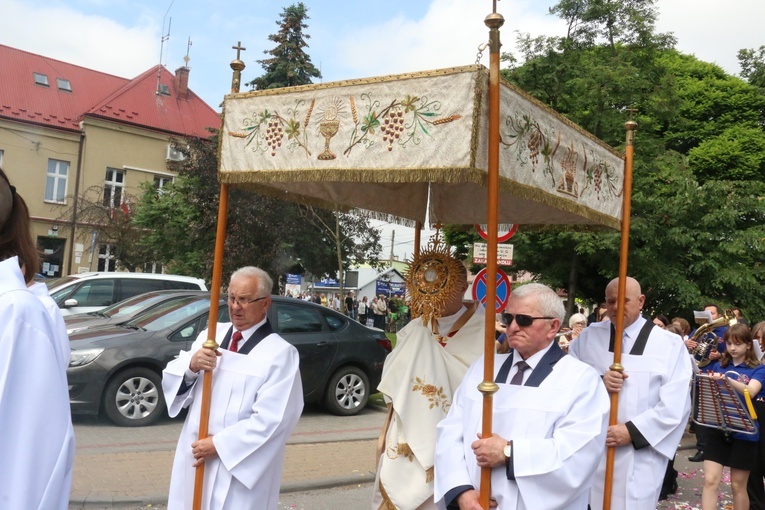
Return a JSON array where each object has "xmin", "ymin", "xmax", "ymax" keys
[{"xmin": 690, "ymin": 311, "xmax": 737, "ymax": 367}]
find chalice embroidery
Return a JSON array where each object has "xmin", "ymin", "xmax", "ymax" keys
[{"xmin": 317, "ymin": 97, "xmax": 343, "ymax": 160}]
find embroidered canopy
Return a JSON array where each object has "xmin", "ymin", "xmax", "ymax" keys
[{"xmin": 219, "ymin": 64, "xmax": 624, "ymax": 229}]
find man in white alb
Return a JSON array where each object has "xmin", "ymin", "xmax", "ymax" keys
[
  {"xmin": 435, "ymin": 283, "xmax": 610, "ymax": 510},
  {"xmin": 163, "ymin": 266, "xmax": 303, "ymax": 510},
  {"xmin": 568, "ymin": 276, "xmax": 692, "ymax": 509}
]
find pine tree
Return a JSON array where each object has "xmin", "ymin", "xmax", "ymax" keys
[{"xmin": 247, "ymin": 2, "xmax": 322, "ymax": 90}]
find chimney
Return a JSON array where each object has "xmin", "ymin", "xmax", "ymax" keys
[{"xmin": 174, "ymin": 67, "xmax": 190, "ymax": 99}]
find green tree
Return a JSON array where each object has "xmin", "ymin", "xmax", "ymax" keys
[
  {"xmin": 246, "ymin": 2, "xmax": 322, "ymax": 90},
  {"xmin": 298, "ymin": 206, "xmax": 382, "ymax": 296},
  {"xmin": 448, "ymin": 0, "xmax": 765, "ymax": 320},
  {"xmin": 738, "ymin": 45, "xmax": 765, "ymax": 90}
]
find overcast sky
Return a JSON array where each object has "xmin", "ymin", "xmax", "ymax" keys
[{"xmin": 4, "ymin": 0, "xmax": 764, "ymax": 260}]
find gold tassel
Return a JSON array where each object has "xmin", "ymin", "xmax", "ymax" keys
[
  {"xmin": 425, "ymin": 466, "xmax": 434, "ymax": 483},
  {"xmin": 745, "ymin": 388, "xmax": 758, "ymax": 419}
]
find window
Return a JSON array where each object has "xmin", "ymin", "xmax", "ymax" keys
[
  {"xmin": 56, "ymin": 78, "xmax": 72, "ymax": 92},
  {"xmin": 103, "ymin": 168, "xmax": 124, "ymax": 208},
  {"xmin": 118, "ymin": 279, "xmax": 166, "ymax": 301},
  {"xmin": 33, "ymin": 73, "xmax": 49, "ymax": 86},
  {"xmin": 324, "ymin": 313, "xmax": 345, "ymax": 332},
  {"xmin": 97, "ymin": 244, "xmax": 117, "ymax": 272},
  {"xmin": 154, "ymin": 175, "xmax": 172, "ymax": 190},
  {"xmin": 45, "ymin": 159, "xmax": 69, "ymax": 203},
  {"xmin": 158, "ymin": 84, "xmax": 171, "ymax": 96},
  {"xmin": 0, "ymin": 149, "xmax": 4, "ymax": 168},
  {"xmin": 274, "ymin": 304, "xmax": 323, "ymax": 334},
  {"xmin": 69, "ymin": 280, "xmax": 115, "ymax": 307},
  {"xmin": 143, "ymin": 261, "xmax": 164, "ymax": 274}
]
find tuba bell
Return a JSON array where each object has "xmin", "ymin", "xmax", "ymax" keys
[{"xmin": 690, "ymin": 310, "xmax": 737, "ymax": 367}]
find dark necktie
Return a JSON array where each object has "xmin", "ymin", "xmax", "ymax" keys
[
  {"xmin": 509, "ymin": 360, "xmax": 530, "ymax": 385},
  {"xmin": 230, "ymin": 331, "xmax": 243, "ymax": 353}
]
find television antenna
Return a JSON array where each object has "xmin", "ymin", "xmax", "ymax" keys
[{"xmin": 156, "ymin": 0, "xmax": 174, "ymax": 95}]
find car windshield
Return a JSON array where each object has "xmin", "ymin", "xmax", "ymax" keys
[
  {"xmin": 46, "ymin": 275, "xmax": 78, "ymax": 291},
  {"xmin": 126, "ymin": 296, "xmax": 210, "ymax": 332}
]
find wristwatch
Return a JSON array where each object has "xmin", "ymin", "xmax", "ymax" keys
[{"xmin": 503, "ymin": 440, "xmax": 512, "ymax": 460}]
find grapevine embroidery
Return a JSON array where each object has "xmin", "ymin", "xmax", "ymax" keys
[
  {"xmin": 228, "ymin": 93, "xmax": 462, "ymax": 158},
  {"xmin": 502, "ymin": 114, "xmax": 558, "ymax": 184},
  {"xmin": 502, "ymin": 112, "xmax": 622, "ymax": 200},
  {"xmin": 232, "ymin": 100, "xmax": 313, "ymax": 157},
  {"xmin": 412, "ymin": 377, "xmax": 451, "ymax": 413}
]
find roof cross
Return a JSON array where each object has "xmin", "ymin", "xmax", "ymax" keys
[
  {"xmin": 232, "ymin": 41, "xmax": 246, "ymax": 61},
  {"xmin": 626, "ymin": 104, "xmax": 638, "ymax": 120}
]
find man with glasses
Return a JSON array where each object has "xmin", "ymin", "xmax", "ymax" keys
[
  {"xmin": 162, "ymin": 266, "xmax": 303, "ymax": 510},
  {"xmin": 435, "ymin": 283, "xmax": 610, "ymax": 509},
  {"xmin": 568, "ymin": 277, "xmax": 692, "ymax": 510}
]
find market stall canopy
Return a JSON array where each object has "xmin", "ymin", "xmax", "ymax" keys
[{"xmin": 219, "ymin": 64, "xmax": 624, "ymax": 229}]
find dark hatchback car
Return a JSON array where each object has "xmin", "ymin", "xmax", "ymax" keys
[{"xmin": 67, "ymin": 295, "xmax": 391, "ymax": 426}]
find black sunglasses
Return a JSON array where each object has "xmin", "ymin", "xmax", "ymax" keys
[{"xmin": 502, "ymin": 312, "xmax": 555, "ymax": 328}]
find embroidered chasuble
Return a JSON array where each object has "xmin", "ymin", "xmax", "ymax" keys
[{"xmin": 373, "ymin": 303, "xmax": 484, "ymax": 510}]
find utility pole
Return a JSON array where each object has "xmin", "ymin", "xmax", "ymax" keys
[{"xmin": 389, "ymin": 230, "xmax": 395, "ymax": 262}]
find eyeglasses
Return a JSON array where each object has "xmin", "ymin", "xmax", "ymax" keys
[
  {"xmin": 502, "ymin": 312, "xmax": 555, "ymax": 328},
  {"xmin": 228, "ymin": 295, "xmax": 267, "ymax": 307}
]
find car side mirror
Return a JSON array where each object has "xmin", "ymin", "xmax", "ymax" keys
[{"xmin": 64, "ymin": 298, "xmax": 79, "ymax": 308}]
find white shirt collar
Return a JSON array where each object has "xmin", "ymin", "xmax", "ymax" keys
[
  {"xmin": 235, "ymin": 316, "xmax": 268, "ymax": 348},
  {"xmin": 515, "ymin": 339, "xmax": 555, "ymax": 371}
]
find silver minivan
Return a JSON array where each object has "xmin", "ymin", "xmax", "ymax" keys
[{"xmin": 47, "ymin": 272, "xmax": 207, "ymax": 316}]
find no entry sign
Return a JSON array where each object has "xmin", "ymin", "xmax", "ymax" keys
[
  {"xmin": 475, "ymin": 224, "xmax": 518, "ymax": 243},
  {"xmin": 472, "ymin": 268, "xmax": 511, "ymax": 312}
]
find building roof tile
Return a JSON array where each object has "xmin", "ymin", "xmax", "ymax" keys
[{"xmin": 0, "ymin": 44, "xmax": 220, "ymax": 138}]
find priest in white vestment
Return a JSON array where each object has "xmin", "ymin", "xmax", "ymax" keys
[
  {"xmin": 372, "ymin": 256, "xmax": 484, "ymax": 510},
  {"xmin": 163, "ymin": 267, "xmax": 303, "ymax": 510},
  {"xmin": 568, "ymin": 277, "xmax": 692, "ymax": 510},
  {"xmin": 0, "ymin": 168, "xmax": 74, "ymax": 510},
  {"xmin": 434, "ymin": 283, "xmax": 610, "ymax": 510}
]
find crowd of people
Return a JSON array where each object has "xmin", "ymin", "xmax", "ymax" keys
[{"xmin": 284, "ymin": 290, "xmax": 412, "ymax": 332}]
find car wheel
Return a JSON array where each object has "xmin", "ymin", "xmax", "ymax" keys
[
  {"xmin": 103, "ymin": 367, "xmax": 166, "ymax": 427},
  {"xmin": 323, "ymin": 366, "xmax": 369, "ymax": 416}
]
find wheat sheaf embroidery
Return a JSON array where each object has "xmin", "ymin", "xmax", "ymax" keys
[{"xmin": 412, "ymin": 377, "xmax": 450, "ymax": 413}]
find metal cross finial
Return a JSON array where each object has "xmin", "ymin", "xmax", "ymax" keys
[
  {"xmin": 232, "ymin": 41, "xmax": 246, "ymax": 60},
  {"xmin": 626, "ymin": 104, "xmax": 638, "ymax": 120},
  {"xmin": 493, "ymin": 0, "xmax": 499, "ymax": 13}
]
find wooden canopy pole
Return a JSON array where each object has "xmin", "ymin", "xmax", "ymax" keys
[
  {"xmin": 192, "ymin": 42, "xmax": 246, "ymax": 510},
  {"xmin": 478, "ymin": 4, "xmax": 504, "ymax": 509},
  {"xmin": 602, "ymin": 115, "xmax": 637, "ymax": 510},
  {"xmin": 414, "ymin": 221, "xmax": 422, "ymax": 258}
]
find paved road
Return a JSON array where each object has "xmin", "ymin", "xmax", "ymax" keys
[
  {"xmin": 69, "ymin": 403, "xmax": 386, "ymax": 508},
  {"xmin": 70, "ymin": 406, "xmax": 735, "ymax": 510}
]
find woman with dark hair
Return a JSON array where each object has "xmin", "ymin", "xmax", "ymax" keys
[
  {"xmin": 0, "ymin": 168, "xmax": 74, "ymax": 509},
  {"xmin": 701, "ymin": 323, "xmax": 765, "ymax": 510}
]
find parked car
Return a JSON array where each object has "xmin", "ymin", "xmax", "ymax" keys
[
  {"xmin": 67, "ymin": 295, "xmax": 391, "ymax": 426},
  {"xmin": 47, "ymin": 272, "xmax": 207, "ymax": 316},
  {"xmin": 64, "ymin": 290, "xmax": 210, "ymax": 335}
]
